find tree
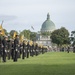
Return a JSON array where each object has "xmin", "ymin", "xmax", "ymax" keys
[
  {"xmin": 20, "ymin": 30, "xmax": 37, "ymax": 41},
  {"xmin": 30, "ymin": 32, "xmax": 37, "ymax": 41},
  {"xmin": 20, "ymin": 30, "xmax": 31, "ymax": 39},
  {"xmin": 51, "ymin": 27, "xmax": 70, "ymax": 46}
]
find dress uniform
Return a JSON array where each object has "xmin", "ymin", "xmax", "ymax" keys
[
  {"xmin": 32, "ymin": 43, "xmax": 35, "ymax": 56},
  {"xmin": 24, "ymin": 40, "xmax": 28, "ymax": 58},
  {"xmin": 7, "ymin": 39, "xmax": 12, "ymax": 60},
  {"xmin": 22, "ymin": 41, "xmax": 26, "ymax": 59},
  {"xmin": 27, "ymin": 42, "xmax": 30, "ymax": 58},
  {"xmin": 35, "ymin": 43, "xmax": 38, "ymax": 56},
  {"xmin": 30, "ymin": 45, "xmax": 32, "ymax": 56},
  {"xmin": 13, "ymin": 35, "xmax": 19, "ymax": 62},
  {"xmin": 0, "ymin": 30, "xmax": 4, "ymax": 61},
  {"xmin": 0, "ymin": 36, "xmax": 3, "ymax": 59},
  {"xmin": 29, "ymin": 41, "xmax": 33, "ymax": 57},
  {"xmin": 2, "ymin": 36, "xmax": 8, "ymax": 62},
  {"xmin": 11, "ymin": 40, "xmax": 14, "ymax": 59}
]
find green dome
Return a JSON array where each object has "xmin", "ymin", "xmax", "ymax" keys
[{"xmin": 41, "ymin": 13, "xmax": 55, "ymax": 32}]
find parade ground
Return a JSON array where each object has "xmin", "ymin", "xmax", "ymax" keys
[{"xmin": 0, "ymin": 52, "xmax": 75, "ymax": 75}]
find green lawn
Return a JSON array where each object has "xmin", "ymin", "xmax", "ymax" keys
[{"xmin": 0, "ymin": 52, "xmax": 75, "ymax": 75}]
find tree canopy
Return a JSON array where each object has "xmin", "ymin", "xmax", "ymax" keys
[
  {"xmin": 20, "ymin": 30, "xmax": 37, "ymax": 41},
  {"xmin": 20, "ymin": 30, "xmax": 31, "ymax": 39},
  {"xmin": 30, "ymin": 32, "xmax": 36, "ymax": 41},
  {"xmin": 50, "ymin": 27, "xmax": 70, "ymax": 46}
]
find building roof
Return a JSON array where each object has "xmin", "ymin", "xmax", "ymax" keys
[{"xmin": 41, "ymin": 13, "xmax": 55, "ymax": 32}]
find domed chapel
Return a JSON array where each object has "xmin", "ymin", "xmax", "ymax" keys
[
  {"xmin": 36, "ymin": 13, "xmax": 56, "ymax": 46},
  {"xmin": 41, "ymin": 13, "xmax": 55, "ymax": 32}
]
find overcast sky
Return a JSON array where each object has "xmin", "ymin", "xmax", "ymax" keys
[{"xmin": 0, "ymin": 0, "xmax": 75, "ymax": 33}]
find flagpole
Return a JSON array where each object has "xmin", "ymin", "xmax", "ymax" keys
[{"xmin": 1, "ymin": 20, "xmax": 4, "ymax": 26}]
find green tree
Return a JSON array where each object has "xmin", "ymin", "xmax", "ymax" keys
[
  {"xmin": 20, "ymin": 30, "xmax": 31, "ymax": 39},
  {"xmin": 30, "ymin": 32, "xmax": 37, "ymax": 41},
  {"xmin": 51, "ymin": 27, "xmax": 70, "ymax": 46}
]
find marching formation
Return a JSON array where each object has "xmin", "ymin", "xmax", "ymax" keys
[{"xmin": 0, "ymin": 33, "xmax": 48, "ymax": 62}]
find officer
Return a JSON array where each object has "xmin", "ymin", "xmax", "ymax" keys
[
  {"xmin": 0, "ymin": 30, "xmax": 3, "ymax": 62},
  {"xmin": 2, "ymin": 36, "xmax": 8, "ymax": 62},
  {"xmin": 13, "ymin": 34, "xmax": 19, "ymax": 62},
  {"xmin": 27, "ymin": 41, "xmax": 30, "ymax": 58},
  {"xmin": 19, "ymin": 42, "xmax": 23, "ymax": 58},
  {"xmin": 34, "ymin": 43, "xmax": 38, "ymax": 56},
  {"xmin": 11, "ymin": 40, "xmax": 14, "ymax": 59},
  {"xmin": 32, "ymin": 43, "xmax": 35, "ymax": 56},
  {"xmin": 24, "ymin": 40, "xmax": 28, "ymax": 58},
  {"xmin": 22, "ymin": 40, "xmax": 26, "ymax": 59},
  {"xmin": 40, "ymin": 44, "xmax": 43, "ymax": 54},
  {"xmin": 7, "ymin": 38, "xmax": 12, "ymax": 60},
  {"xmin": 38, "ymin": 45, "xmax": 41, "ymax": 54},
  {"xmin": 42, "ymin": 46, "xmax": 44, "ymax": 54},
  {"xmin": 29, "ymin": 41, "xmax": 33, "ymax": 57}
]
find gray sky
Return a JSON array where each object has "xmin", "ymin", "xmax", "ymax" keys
[{"xmin": 0, "ymin": 0, "xmax": 75, "ymax": 33}]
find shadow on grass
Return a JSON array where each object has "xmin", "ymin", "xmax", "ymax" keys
[{"xmin": 0, "ymin": 64, "xmax": 75, "ymax": 75}]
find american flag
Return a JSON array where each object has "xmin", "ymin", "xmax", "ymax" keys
[{"xmin": 31, "ymin": 26, "xmax": 34, "ymax": 30}]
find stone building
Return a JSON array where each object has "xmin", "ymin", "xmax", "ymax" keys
[{"xmin": 36, "ymin": 13, "xmax": 56, "ymax": 46}]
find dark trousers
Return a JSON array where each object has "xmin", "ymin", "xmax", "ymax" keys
[
  {"xmin": 7, "ymin": 51, "xmax": 11, "ymax": 60},
  {"xmin": 3, "ymin": 49, "xmax": 6, "ymax": 62},
  {"xmin": 27, "ymin": 50, "xmax": 29, "ymax": 58},
  {"xmin": 22, "ymin": 51, "xmax": 25, "ymax": 59},
  {"xmin": 13, "ymin": 50, "xmax": 18, "ymax": 62}
]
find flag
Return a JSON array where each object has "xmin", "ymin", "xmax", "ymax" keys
[
  {"xmin": 31, "ymin": 26, "xmax": 34, "ymax": 30},
  {"xmin": 1, "ymin": 20, "xmax": 4, "ymax": 26}
]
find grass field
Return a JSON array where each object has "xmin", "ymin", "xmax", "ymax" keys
[{"xmin": 0, "ymin": 52, "xmax": 75, "ymax": 75}]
